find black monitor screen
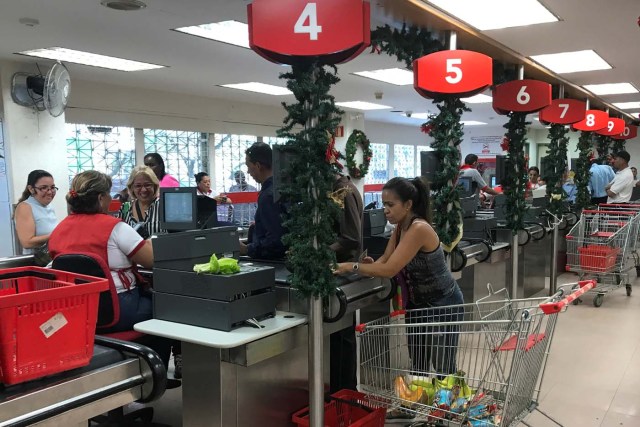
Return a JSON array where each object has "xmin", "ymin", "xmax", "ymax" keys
[
  {"xmin": 458, "ymin": 176, "xmax": 474, "ymax": 198},
  {"xmin": 159, "ymin": 187, "xmax": 197, "ymax": 232},
  {"xmin": 363, "ymin": 208, "xmax": 386, "ymax": 237},
  {"xmin": 272, "ymin": 144, "xmax": 297, "ymax": 202},
  {"xmin": 420, "ymin": 151, "xmax": 441, "ymax": 190},
  {"xmin": 196, "ymin": 196, "xmax": 218, "ymax": 229},
  {"xmin": 495, "ymin": 155, "xmax": 507, "ymax": 187}
]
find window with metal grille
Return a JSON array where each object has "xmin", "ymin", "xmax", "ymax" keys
[
  {"xmin": 66, "ymin": 124, "xmax": 136, "ymax": 194},
  {"xmin": 143, "ymin": 129, "xmax": 208, "ymax": 187},
  {"xmin": 363, "ymin": 143, "xmax": 389, "ymax": 208},
  {"xmin": 394, "ymin": 144, "xmax": 416, "ymax": 179}
]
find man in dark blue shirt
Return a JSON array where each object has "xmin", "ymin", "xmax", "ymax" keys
[{"xmin": 239, "ymin": 142, "xmax": 287, "ymax": 259}]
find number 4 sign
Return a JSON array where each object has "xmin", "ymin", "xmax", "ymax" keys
[
  {"xmin": 248, "ymin": 0, "xmax": 370, "ymax": 65},
  {"xmin": 492, "ymin": 80, "xmax": 551, "ymax": 115}
]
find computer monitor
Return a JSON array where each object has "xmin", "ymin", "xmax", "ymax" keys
[
  {"xmin": 495, "ymin": 155, "xmax": 507, "ymax": 187},
  {"xmin": 457, "ymin": 176, "xmax": 474, "ymax": 198},
  {"xmin": 420, "ymin": 151, "xmax": 441, "ymax": 190},
  {"xmin": 490, "ymin": 175, "xmax": 496, "ymax": 187},
  {"xmin": 540, "ymin": 156, "xmax": 556, "ymax": 181},
  {"xmin": 196, "ymin": 196, "xmax": 218, "ymax": 229},
  {"xmin": 272, "ymin": 144, "xmax": 297, "ymax": 202},
  {"xmin": 159, "ymin": 187, "xmax": 197, "ymax": 232},
  {"xmin": 363, "ymin": 208, "xmax": 386, "ymax": 237}
]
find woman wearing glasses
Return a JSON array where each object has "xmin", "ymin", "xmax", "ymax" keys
[
  {"xmin": 14, "ymin": 169, "xmax": 59, "ymax": 256},
  {"xmin": 119, "ymin": 166, "xmax": 164, "ymax": 239}
]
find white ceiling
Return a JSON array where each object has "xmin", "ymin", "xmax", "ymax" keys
[{"xmin": 0, "ymin": 0, "xmax": 638, "ymax": 131}]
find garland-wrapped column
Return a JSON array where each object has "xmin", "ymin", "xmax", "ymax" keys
[
  {"xmin": 612, "ymin": 138, "xmax": 626, "ymax": 153},
  {"xmin": 575, "ymin": 131, "xmax": 593, "ymax": 210},
  {"xmin": 594, "ymin": 134, "xmax": 612, "ymax": 164},
  {"xmin": 503, "ymin": 112, "xmax": 530, "ymax": 232},
  {"xmin": 545, "ymin": 123, "xmax": 569, "ymax": 216}
]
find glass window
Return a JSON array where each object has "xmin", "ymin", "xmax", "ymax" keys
[
  {"xmin": 213, "ymin": 134, "xmax": 259, "ymax": 194},
  {"xmin": 66, "ymin": 124, "xmax": 135, "ymax": 194},
  {"xmin": 365, "ymin": 143, "xmax": 389, "ymax": 184},
  {"xmin": 143, "ymin": 129, "xmax": 208, "ymax": 186},
  {"xmin": 393, "ymin": 144, "xmax": 416, "ymax": 179}
]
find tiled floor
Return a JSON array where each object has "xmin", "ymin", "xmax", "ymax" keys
[{"xmin": 144, "ymin": 273, "xmax": 640, "ymax": 426}]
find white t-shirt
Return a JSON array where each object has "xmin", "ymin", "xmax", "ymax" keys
[
  {"xmin": 107, "ymin": 222, "xmax": 146, "ymax": 293},
  {"xmin": 460, "ymin": 168, "xmax": 488, "ymax": 190},
  {"xmin": 608, "ymin": 167, "xmax": 635, "ymax": 203}
]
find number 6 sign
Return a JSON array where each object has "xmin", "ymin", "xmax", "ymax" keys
[
  {"xmin": 248, "ymin": 0, "xmax": 370, "ymax": 65},
  {"xmin": 413, "ymin": 50, "xmax": 492, "ymax": 99},
  {"xmin": 492, "ymin": 79, "xmax": 551, "ymax": 115}
]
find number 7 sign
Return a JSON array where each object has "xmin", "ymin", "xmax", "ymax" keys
[{"xmin": 539, "ymin": 99, "xmax": 586, "ymax": 124}]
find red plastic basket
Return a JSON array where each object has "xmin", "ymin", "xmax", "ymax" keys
[
  {"xmin": 578, "ymin": 245, "xmax": 620, "ymax": 272},
  {"xmin": 0, "ymin": 267, "xmax": 108, "ymax": 385},
  {"xmin": 292, "ymin": 390, "xmax": 386, "ymax": 427}
]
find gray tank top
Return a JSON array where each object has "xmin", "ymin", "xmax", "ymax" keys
[
  {"xmin": 397, "ymin": 218, "xmax": 458, "ymax": 304},
  {"xmin": 22, "ymin": 196, "xmax": 58, "ymax": 254}
]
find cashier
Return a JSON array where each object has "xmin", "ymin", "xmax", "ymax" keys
[
  {"xmin": 239, "ymin": 142, "xmax": 287, "ymax": 259},
  {"xmin": 459, "ymin": 154, "xmax": 500, "ymax": 199}
]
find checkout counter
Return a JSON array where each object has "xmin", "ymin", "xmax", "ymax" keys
[{"xmin": 134, "ymin": 227, "xmax": 393, "ymax": 427}]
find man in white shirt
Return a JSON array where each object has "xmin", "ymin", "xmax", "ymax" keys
[
  {"xmin": 460, "ymin": 154, "xmax": 500, "ymax": 197},
  {"xmin": 606, "ymin": 151, "xmax": 634, "ymax": 203}
]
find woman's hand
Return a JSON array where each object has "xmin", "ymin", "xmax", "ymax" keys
[
  {"xmin": 361, "ymin": 256, "xmax": 374, "ymax": 264},
  {"xmin": 332, "ymin": 262, "xmax": 352, "ymax": 275}
]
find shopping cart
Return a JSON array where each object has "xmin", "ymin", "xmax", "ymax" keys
[
  {"xmin": 356, "ymin": 281, "xmax": 594, "ymax": 427},
  {"xmin": 565, "ymin": 208, "xmax": 640, "ymax": 306}
]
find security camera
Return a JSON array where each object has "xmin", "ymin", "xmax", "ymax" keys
[
  {"xmin": 374, "ymin": 91, "xmax": 383, "ymax": 100},
  {"xmin": 405, "ymin": 111, "xmax": 413, "ymax": 118}
]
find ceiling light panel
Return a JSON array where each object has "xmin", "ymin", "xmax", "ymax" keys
[
  {"xmin": 17, "ymin": 47, "xmax": 165, "ymax": 71},
  {"xmin": 335, "ymin": 101, "xmax": 392, "ymax": 110},
  {"xmin": 612, "ymin": 101, "xmax": 640, "ymax": 110},
  {"xmin": 529, "ymin": 50, "xmax": 611, "ymax": 74},
  {"xmin": 352, "ymin": 68, "xmax": 414, "ymax": 86},
  {"xmin": 174, "ymin": 20, "xmax": 250, "ymax": 49},
  {"xmin": 425, "ymin": 0, "xmax": 558, "ymax": 30},
  {"xmin": 404, "ymin": 113, "xmax": 433, "ymax": 120},
  {"xmin": 461, "ymin": 121, "xmax": 487, "ymax": 126},
  {"xmin": 461, "ymin": 94, "xmax": 492, "ymax": 103},
  {"xmin": 583, "ymin": 83, "xmax": 638, "ymax": 96},
  {"xmin": 219, "ymin": 82, "xmax": 292, "ymax": 95}
]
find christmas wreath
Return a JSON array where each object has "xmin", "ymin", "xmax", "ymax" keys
[{"xmin": 344, "ymin": 130, "xmax": 372, "ymax": 179}]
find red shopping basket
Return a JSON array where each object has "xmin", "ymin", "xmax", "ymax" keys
[
  {"xmin": 292, "ymin": 390, "xmax": 386, "ymax": 427},
  {"xmin": 0, "ymin": 267, "xmax": 108, "ymax": 385},
  {"xmin": 578, "ymin": 245, "xmax": 620, "ymax": 272}
]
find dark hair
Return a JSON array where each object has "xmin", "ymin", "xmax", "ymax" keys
[
  {"xmin": 194, "ymin": 172, "xmax": 209, "ymax": 184},
  {"xmin": 615, "ymin": 150, "xmax": 631, "ymax": 164},
  {"xmin": 464, "ymin": 154, "xmax": 478, "ymax": 165},
  {"xmin": 67, "ymin": 170, "xmax": 112, "ymax": 214},
  {"xmin": 19, "ymin": 170, "xmax": 53, "ymax": 203},
  {"xmin": 144, "ymin": 153, "xmax": 166, "ymax": 178},
  {"xmin": 246, "ymin": 142, "xmax": 272, "ymax": 169},
  {"xmin": 234, "ymin": 170, "xmax": 246, "ymax": 181},
  {"xmin": 383, "ymin": 177, "xmax": 432, "ymax": 223},
  {"xmin": 528, "ymin": 166, "xmax": 540, "ymax": 174}
]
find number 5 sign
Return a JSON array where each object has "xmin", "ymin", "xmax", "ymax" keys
[
  {"xmin": 413, "ymin": 50, "xmax": 492, "ymax": 99},
  {"xmin": 248, "ymin": 0, "xmax": 370, "ymax": 65},
  {"xmin": 492, "ymin": 80, "xmax": 551, "ymax": 115}
]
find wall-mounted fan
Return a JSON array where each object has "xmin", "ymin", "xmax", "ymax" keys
[{"xmin": 11, "ymin": 62, "xmax": 71, "ymax": 117}]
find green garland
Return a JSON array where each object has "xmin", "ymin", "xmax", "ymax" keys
[
  {"xmin": 502, "ymin": 113, "xmax": 530, "ymax": 232},
  {"xmin": 371, "ymin": 24, "xmax": 444, "ymax": 70},
  {"xmin": 277, "ymin": 63, "xmax": 343, "ymax": 298},
  {"xmin": 575, "ymin": 131, "xmax": 593, "ymax": 210},
  {"xmin": 594, "ymin": 134, "xmax": 612, "ymax": 164},
  {"xmin": 344, "ymin": 130, "xmax": 372, "ymax": 179},
  {"xmin": 545, "ymin": 124, "xmax": 569, "ymax": 216},
  {"xmin": 423, "ymin": 97, "xmax": 469, "ymax": 249},
  {"xmin": 612, "ymin": 138, "xmax": 626, "ymax": 153}
]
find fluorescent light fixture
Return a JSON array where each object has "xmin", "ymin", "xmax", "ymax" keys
[
  {"xmin": 404, "ymin": 113, "xmax": 433, "ymax": 120},
  {"xmin": 352, "ymin": 68, "xmax": 413, "ymax": 86},
  {"xmin": 425, "ymin": 0, "xmax": 557, "ymax": 30},
  {"xmin": 613, "ymin": 101, "xmax": 640, "ymax": 110},
  {"xmin": 529, "ymin": 50, "xmax": 611, "ymax": 74},
  {"xmin": 174, "ymin": 20, "xmax": 250, "ymax": 49},
  {"xmin": 219, "ymin": 82, "xmax": 292, "ymax": 95},
  {"xmin": 461, "ymin": 94, "xmax": 492, "ymax": 103},
  {"xmin": 16, "ymin": 47, "xmax": 165, "ymax": 71},
  {"xmin": 461, "ymin": 121, "xmax": 487, "ymax": 126},
  {"xmin": 335, "ymin": 101, "xmax": 392, "ymax": 110},
  {"xmin": 583, "ymin": 83, "xmax": 638, "ymax": 96}
]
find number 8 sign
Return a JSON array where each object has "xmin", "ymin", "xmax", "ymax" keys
[
  {"xmin": 248, "ymin": 0, "xmax": 370, "ymax": 65},
  {"xmin": 572, "ymin": 110, "xmax": 608, "ymax": 132}
]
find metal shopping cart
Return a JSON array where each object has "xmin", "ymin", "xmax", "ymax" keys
[
  {"xmin": 356, "ymin": 281, "xmax": 594, "ymax": 427},
  {"xmin": 565, "ymin": 207, "xmax": 640, "ymax": 307}
]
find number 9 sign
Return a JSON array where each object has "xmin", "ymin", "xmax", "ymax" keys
[
  {"xmin": 595, "ymin": 118, "xmax": 626, "ymax": 136},
  {"xmin": 248, "ymin": 0, "xmax": 370, "ymax": 65},
  {"xmin": 413, "ymin": 50, "xmax": 492, "ymax": 99},
  {"xmin": 492, "ymin": 80, "xmax": 551, "ymax": 115}
]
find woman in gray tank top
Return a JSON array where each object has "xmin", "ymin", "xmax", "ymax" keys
[
  {"xmin": 14, "ymin": 170, "xmax": 59, "ymax": 255},
  {"xmin": 334, "ymin": 176, "xmax": 463, "ymax": 376}
]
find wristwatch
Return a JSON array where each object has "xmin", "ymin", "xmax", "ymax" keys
[{"xmin": 352, "ymin": 262, "xmax": 359, "ymax": 271}]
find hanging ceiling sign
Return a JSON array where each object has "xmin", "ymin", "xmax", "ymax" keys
[
  {"xmin": 539, "ymin": 99, "xmax": 586, "ymax": 125},
  {"xmin": 572, "ymin": 110, "xmax": 608, "ymax": 132},
  {"xmin": 492, "ymin": 79, "xmax": 552, "ymax": 115},
  {"xmin": 618, "ymin": 124, "xmax": 638, "ymax": 140},
  {"xmin": 595, "ymin": 118, "xmax": 626, "ymax": 136},
  {"xmin": 413, "ymin": 50, "xmax": 492, "ymax": 99},
  {"xmin": 248, "ymin": 0, "xmax": 370, "ymax": 65}
]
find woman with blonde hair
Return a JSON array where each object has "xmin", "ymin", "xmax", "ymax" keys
[{"xmin": 119, "ymin": 165, "xmax": 164, "ymax": 239}]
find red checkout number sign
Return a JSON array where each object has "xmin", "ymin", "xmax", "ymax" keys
[
  {"xmin": 618, "ymin": 125, "xmax": 638, "ymax": 140},
  {"xmin": 413, "ymin": 50, "xmax": 492, "ymax": 99},
  {"xmin": 248, "ymin": 0, "xmax": 370, "ymax": 65},
  {"xmin": 539, "ymin": 99, "xmax": 586, "ymax": 125},
  {"xmin": 572, "ymin": 110, "xmax": 608, "ymax": 132},
  {"xmin": 492, "ymin": 79, "xmax": 551, "ymax": 115},
  {"xmin": 595, "ymin": 118, "xmax": 626, "ymax": 136}
]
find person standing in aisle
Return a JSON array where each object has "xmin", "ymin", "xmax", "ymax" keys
[
  {"xmin": 589, "ymin": 156, "xmax": 615, "ymax": 205},
  {"xmin": 14, "ymin": 169, "xmax": 59, "ymax": 263},
  {"xmin": 459, "ymin": 154, "xmax": 500, "ymax": 198},
  {"xmin": 229, "ymin": 170, "xmax": 257, "ymax": 226},
  {"xmin": 606, "ymin": 151, "xmax": 634, "ymax": 203},
  {"xmin": 239, "ymin": 142, "xmax": 287, "ymax": 259},
  {"xmin": 144, "ymin": 153, "xmax": 179, "ymax": 188}
]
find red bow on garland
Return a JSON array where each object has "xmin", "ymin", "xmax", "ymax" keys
[
  {"xmin": 421, "ymin": 123, "xmax": 433, "ymax": 135},
  {"xmin": 500, "ymin": 136, "xmax": 510, "ymax": 152},
  {"xmin": 325, "ymin": 136, "xmax": 344, "ymax": 170}
]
